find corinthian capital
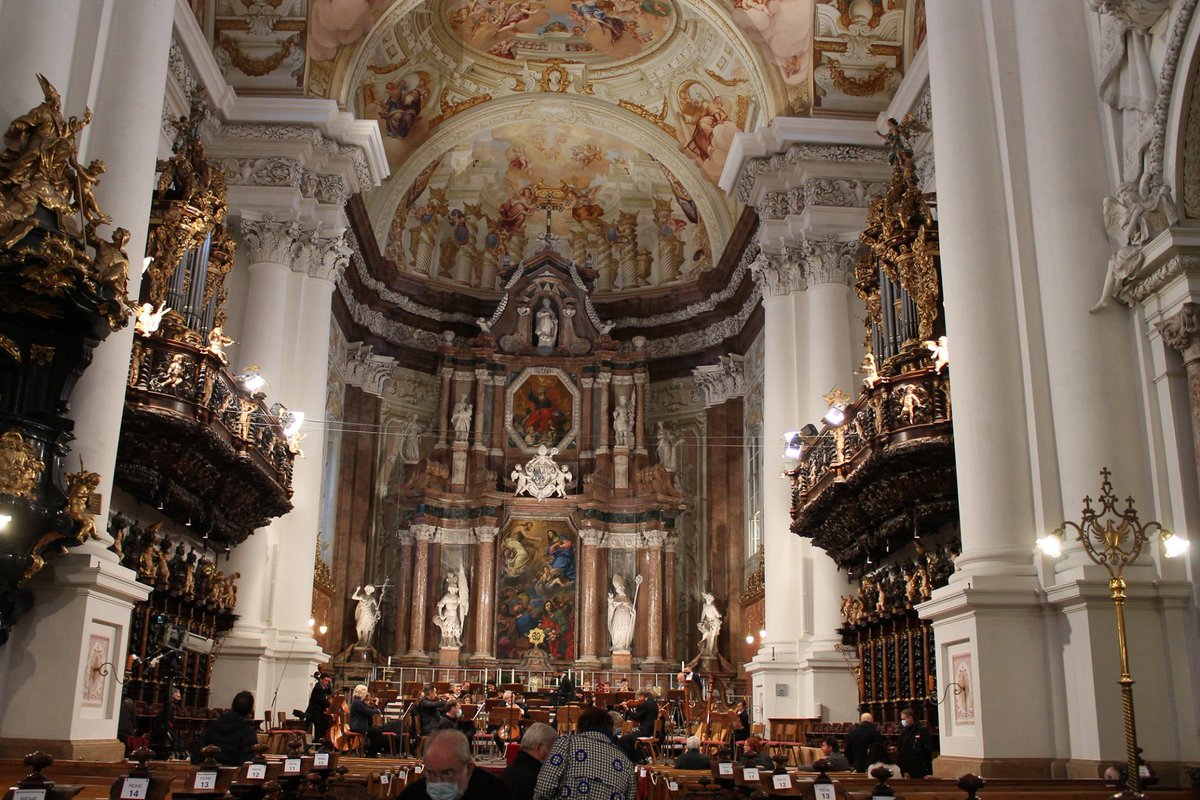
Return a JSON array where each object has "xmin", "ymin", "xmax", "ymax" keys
[
  {"xmin": 749, "ymin": 247, "xmax": 805, "ymax": 297},
  {"xmin": 474, "ymin": 525, "xmax": 499, "ymax": 543},
  {"xmin": 1157, "ymin": 303, "xmax": 1200, "ymax": 362},
  {"xmin": 641, "ymin": 529, "xmax": 668, "ymax": 548},
  {"xmin": 692, "ymin": 354, "xmax": 747, "ymax": 407},
  {"xmin": 800, "ymin": 236, "xmax": 860, "ymax": 287},
  {"xmin": 344, "ymin": 341, "xmax": 396, "ymax": 397},
  {"xmin": 240, "ymin": 213, "xmax": 301, "ymax": 265},
  {"xmin": 295, "ymin": 226, "xmax": 352, "ymax": 282}
]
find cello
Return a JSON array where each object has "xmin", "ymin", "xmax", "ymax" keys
[{"xmin": 326, "ymin": 694, "xmax": 352, "ymax": 752}]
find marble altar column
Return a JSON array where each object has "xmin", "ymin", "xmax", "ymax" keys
[
  {"xmin": 393, "ymin": 530, "xmax": 415, "ymax": 655},
  {"xmin": 640, "ymin": 530, "xmax": 669, "ymax": 671},
  {"xmin": 472, "ymin": 369, "xmax": 488, "ymax": 451},
  {"xmin": 664, "ymin": 538, "xmax": 678, "ymax": 662},
  {"xmin": 436, "ymin": 365, "xmax": 452, "ymax": 447},
  {"xmin": 597, "ymin": 373, "xmax": 611, "ymax": 452},
  {"xmin": 403, "ymin": 524, "xmax": 434, "ymax": 664},
  {"xmin": 634, "ymin": 373, "xmax": 647, "ymax": 452},
  {"xmin": 470, "ymin": 526, "xmax": 498, "ymax": 664},
  {"xmin": 576, "ymin": 528, "xmax": 603, "ymax": 669}
]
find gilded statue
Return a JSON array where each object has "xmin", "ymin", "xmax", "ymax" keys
[
  {"xmin": 0, "ymin": 430, "xmax": 44, "ymax": 499},
  {"xmin": 63, "ymin": 469, "xmax": 101, "ymax": 543}
]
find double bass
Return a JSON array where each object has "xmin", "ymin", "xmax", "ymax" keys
[{"xmin": 325, "ymin": 694, "xmax": 352, "ymax": 752}]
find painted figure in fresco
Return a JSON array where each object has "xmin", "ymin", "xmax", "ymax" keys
[
  {"xmin": 545, "ymin": 529, "xmax": 576, "ymax": 583},
  {"xmin": 502, "ymin": 524, "xmax": 534, "ymax": 577},
  {"xmin": 572, "ymin": 0, "xmax": 625, "ymax": 42},
  {"xmin": 380, "ymin": 77, "xmax": 424, "ymax": 139}
]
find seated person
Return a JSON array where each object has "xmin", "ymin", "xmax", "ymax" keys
[
  {"xmin": 865, "ymin": 740, "xmax": 898, "ymax": 776},
  {"xmin": 398, "ymin": 729, "xmax": 512, "ymax": 800},
  {"xmin": 732, "ymin": 701, "xmax": 750, "ymax": 743},
  {"xmin": 350, "ymin": 684, "xmax": 386, "ymax": 757},
  {"xmin": 191, "ymin": 690, "xmax": 257, "ymax": 766},
  {"xmin": 618, "ymin": 689, "xmax": 658, "ymax": 762},
  {"xmin": 490, "ymin": 690, "xmax": 526, "ymax": 749},
  {"xmin": 739, "ymin": 735, "xmax": 775, "ymax": 771},
  {"xmin": 798, "ymin": 736, "xmax": 851, "ymax": 772},
  {"xmin": 439, "ymin": 698, "xmax": 477, "ymax": 738},
  {"xmin": 417, "ymin": 685, "xmax": 448, "ymax": 735},
  {"xmin": 674, "ymin": 735, "xmax": 711, "ymax": 770},
  {"xmin": 501, "ymin": 722, "xmax": 558, "ymax": 800}
]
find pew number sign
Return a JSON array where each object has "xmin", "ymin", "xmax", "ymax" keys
[
  {"xmin": 313, "ymin": 753, "xmax": 330, "ymax": 768},
  {"xmin": 772, "ymin": 773, "xmax": 793, "ymax": 789},
  {"xmin": 742, "ymin": 767, "xmax": 760, "ymax": 781},
  {"xmin": 193, "ymin": 771, "xmax": 218, "ymax": 790},
  {"xmin": 283, "ymin": 759, "xmax": 302, "ymax": 775},
  {"xmin": 717, "ymin": 763, "xmax": 733, "ymax": 776},
  {"xmin": 119, "ymin": 777, "xmax": 150, "ymax": 800},
  {"xmin": 13, "ymin": 789, "xmax": 47, "ymax": 800},
  {"xmin": 246, "ymin": 764, "xmax": 268, "ymax": 780},
  {"xmin": 814, "ymin": 785, "xmax": 836, "ymax": 800}
]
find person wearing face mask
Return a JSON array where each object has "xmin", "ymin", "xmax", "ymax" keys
[
  {"xmin": 398, "ymin": 729, "xmax": 512, "ymax": 800},
  {"xmin": 896, "ymin": 708, "xmax": 934, "ymax": 779},
  {"xmin": 501, "ymin": 722, "xmax": 558, "ymax": 800},
  {"xmin": 438, "ymin": 698, "xmax": 476, "ymax": 738}
]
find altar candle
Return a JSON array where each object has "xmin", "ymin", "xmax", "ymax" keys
[{"xmin": 484, "ymin": 668, "xmax": 488, "ymax": 685}]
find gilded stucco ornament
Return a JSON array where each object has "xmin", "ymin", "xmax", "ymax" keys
[{"xmin": 0, "ymin": 430, "xmax": 43, "ymax": 500}]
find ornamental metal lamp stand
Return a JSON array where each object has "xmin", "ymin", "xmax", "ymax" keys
[{"xmin": 1038, "ymin": 468, "xmax": 1190, "ymax": 799}]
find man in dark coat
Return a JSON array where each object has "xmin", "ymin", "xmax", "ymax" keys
[
  {"xmin": 191, "ymin": 691, "xmax": 257, "ymax": 766},
  {"xmin": 305, "ymin": 673, "xmax": 333, "ymax": 744},
  {"xmin": 618, "ymin": 689, "xmax": 658, "ymax": 761},
  {"xmin": 501, "ymin": 722, "xmax": 557, "ymax": 800},
  {"xmin": 554, "ymin": 670, "xmax": 575, "ymax": 706},
  {"xmin": 417, "ymin": 685, "xmax": 448, "ymax": 734},
  {"xmin": 896, "ymin": 708, "xmax": 934, "ymax": 779},
  {"xmin": 844, "ymin": 712, "xmax": 883, "ymax": 772},
  {"xmin": 674, "ymin": 736, "xmax": 711, "ymax": 770}
]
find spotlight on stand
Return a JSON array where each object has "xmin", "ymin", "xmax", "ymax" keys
[
  {"xmin": 0, "ymin": 512, "xmax": 11, "ymax": 530},
  {"xmin": 822, "ymin": 388, "xmax": 851, "ymax": 427},
  {"xmin": 270, "ymin": 403, "xmax": 305, "ymax": 437},
  {"xmin": 783, "ymin": 431, "xmax": 803, "ymax": 460},
  {"xmin": 235, "ymin": 364, "xmax": 267, "ymax": 395}
]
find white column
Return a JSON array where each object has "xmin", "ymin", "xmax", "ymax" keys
[
  {"xmin": 796, "ymin": 255, "xmax": 861, "ymax": 723},
  {"xmin": 0, "ymin": 0, "xmax": 169, "ymax": 757},
  {"xmin": 746, "ymin": 255, "xmax": 807, "ymax": 732},
  {"xmin": 915, "ymin": 0, "xmax": 1055, "ymax": 773},
  {"xmin": 1013, "ymin": 0, "xmax": 1199, "ymax": 769},
  {"xmin": 0, "ymin": 0, "xmax": 82, "ymax": 123}
]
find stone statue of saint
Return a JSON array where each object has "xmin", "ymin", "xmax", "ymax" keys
[
  {"xmin": 535, "ymin": 298, "xmax": 559, "ymax": 349},
  {"xmin": 351, "ymin": 584, "xmax": 380, "ymax": 645},
  {"xmin": 697, "ymin": 591, "xmax": 722, "ymax": 656},
  {"xmin": 607, "ymin": 573, "xmax": 640, "ymax": 652},
  {"xmin": 451, "ymin": 394, "xmax": 472, "ymax": 442},
  {"xmin": 434, "ymin": 564, "xmax": 470, "ymax": 648},
  {"xmin": 612, "ymin": 394, "xmax": 634, "ymax": 447},
  {"xmin": 655, "ymin": 421, "xmax": 678, "ymax": 471}
]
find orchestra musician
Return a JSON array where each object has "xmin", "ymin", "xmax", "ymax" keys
[
  {"xmin": 439, "ymin": 698, "xmax": 477, "ymax": 738},
  {"xmin": 305, "ymin": 672, "xmax": 333, "ymax": 744},
  {"xmin": 618, "ymin": 688, "xmax": 658, "ymax": 762},
  {"xmin": 553, "ymin": 669, "xmax": 575, "ymax": 706},
  {"xmin": 490, "ymin": 690, "xmax": 526, "ymax": 750},
  {"xmin": 417, "ymin": 685, "xmax": 448, "ymax": 735},
  {"xmin": 349, "ymin": 684, "xmax": 385, "ymax": 757}
]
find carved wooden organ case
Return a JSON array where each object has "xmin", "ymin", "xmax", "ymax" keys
[{"xmin": 389, "ymin": 248, "xmax": 686, "ymax": 666}]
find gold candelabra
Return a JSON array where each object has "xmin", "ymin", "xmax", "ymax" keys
[{"xmin": 1043, "ymin": 468, "xmax": 1189, "ymax": 798}]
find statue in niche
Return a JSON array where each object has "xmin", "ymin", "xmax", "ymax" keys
[
  {"xmin": 351, "ymin": 584, "xmax": 380, "ymax": 645},
  {"xmin": 451, "ymin": 394, "xmax": 472, "ymax": 442},
  {"xmin": 655, "ymin": 421, "xmax": 679, "ymax": 471},
  {"xmin": 535, "ymin": 298, "xmax": 559, "ymax": 349},
  {"xmin": 697, "ymin": 591, "xmax": 722, "ymax": 656},
  {"xmin": 612, "ymin": 394, "xmax": 634, "ymax": 447},
  {"xmin": 434, "ymin": 564, "xmax": 470, "ymax": 648},
  {"xmin": 607, "ymin": 573, "xmax": 641, "ymax": 652}
]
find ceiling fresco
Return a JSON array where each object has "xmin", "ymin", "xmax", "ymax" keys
[
  {"xmin": 187, "ymin": 0, "xmax": 924, "ymax": 304},
  {"xmin": 444, "ymin": 0, "xmax": 678, "ymax": 63},
  {"xmin": 381, "ymin": 120, "xmax": 712, "ymax": 291}
]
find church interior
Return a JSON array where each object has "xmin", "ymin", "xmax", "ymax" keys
[{"xmin": 2, "ymin": 0, "xmax": 1200, "ymax": 796}]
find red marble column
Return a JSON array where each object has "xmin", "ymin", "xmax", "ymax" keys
[
  {"xmin": 664, "ymin": 538, "xmax": 677, "ymax": 663},
  {"xmin": 642, "ymin": 529, "xmax": 667, "ymax": 668},
  {"xmin": 403, "ymin": 524, "xmax": 434, "ymax": 664},
  {"xmin": 393, "ymin": 530, "xmax": 414, "ymax": 655},
  {"xmin": 577, "ymin": 528, "xmax": 603, "ymax": 667},
  {"xmin": 471, "ymin": 526, "xmax": 498, "ymax": 662},
  {"xmin": 436, "ymin": 366, "xmax": 452, "ymax": 447},
  {"xmin": 1157, "ymin": 303, "xmax": 1200, "ymax": 492}
]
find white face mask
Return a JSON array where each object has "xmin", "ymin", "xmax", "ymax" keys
[
  {"xmin": 425, "ymin": 782, "xmax": 461, "ymax": 800},
  {"xmin": 901, "ymin": 719, "xmax": 909, "ymax": 728}
]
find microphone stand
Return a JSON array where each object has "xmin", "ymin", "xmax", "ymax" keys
[{"xmin": 269, "ymin": 634, "xmax": 299, "ymax": 727}]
